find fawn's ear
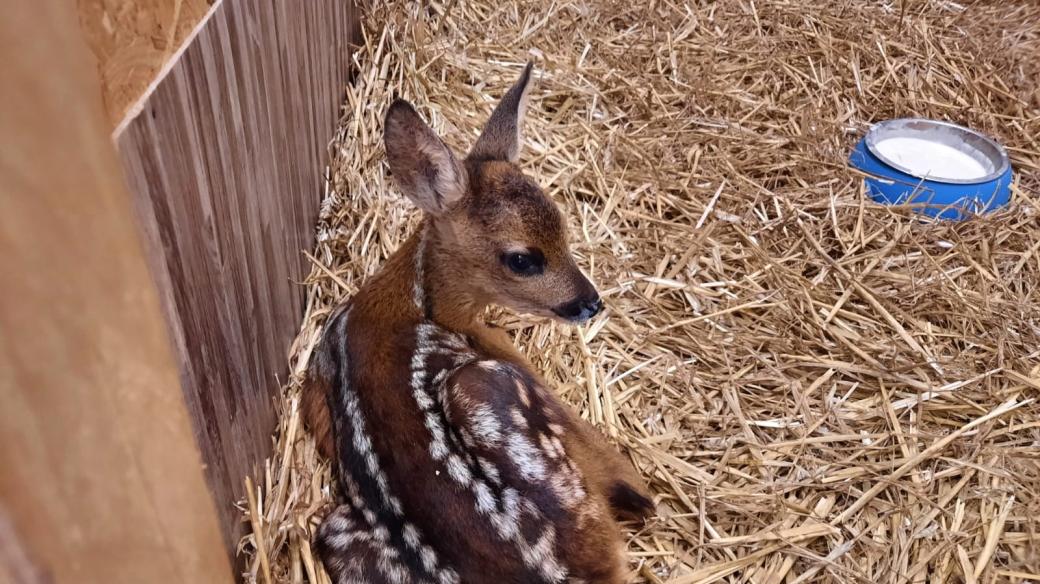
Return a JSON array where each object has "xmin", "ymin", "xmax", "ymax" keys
[
  {"xmin": 468, "ymin": 62, "xmax": 535, "ymax": 163},
  {"xmin": 384, "ymin": 100, "xmax": 467, "ymax": 214}
]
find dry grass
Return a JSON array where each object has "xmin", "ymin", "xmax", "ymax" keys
[{"xmin": 238, "ymin": 1, "xmax": 1040, "ymax": 582}]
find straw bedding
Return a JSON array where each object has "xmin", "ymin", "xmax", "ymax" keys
[{"xmin": 239, "ymin": 1, "xmax": 1040, "ymax": 582}]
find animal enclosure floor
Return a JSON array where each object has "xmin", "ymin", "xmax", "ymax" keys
[{"xmin": 240, "ymin": 1, "xmax": 1040, "ymax": 582}]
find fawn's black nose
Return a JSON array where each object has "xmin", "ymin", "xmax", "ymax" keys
[{"xmin": 554, "ymin": 295, "xmax": 603, "ymax": 323}]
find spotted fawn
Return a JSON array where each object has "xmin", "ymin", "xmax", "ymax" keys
[{"xmin": 303, "ymin": 63, "xmax": 654, "ymax": 584}]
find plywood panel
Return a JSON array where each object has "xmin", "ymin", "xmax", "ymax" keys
[
  {"xmin": 77, "ymin": 0, "xmax": 213, "ymax": 126},
  {"xmin": 0, "ymin": 1, "xmax": 232, "ymax": 582},
  {"xmin": 115, "ymin": 0, "xmax": 361, "ymax": 558}
]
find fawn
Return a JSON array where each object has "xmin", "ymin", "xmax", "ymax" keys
[{"xmin": 302, "ymin": 63, "xmax": 653, "ymax": 584}]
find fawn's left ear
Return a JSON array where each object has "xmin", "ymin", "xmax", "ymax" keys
[
  {"xmin": 468, "ymin": 62, "xmax": 535, "ymax": 163},
  {"xmin": 384, "ymin": 99, "xmax": 468, "ymax": 215}
]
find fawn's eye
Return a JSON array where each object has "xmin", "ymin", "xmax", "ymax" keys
[{"xmin": 502, "ymin": 250, "xmax": 545, "ymax": 276}]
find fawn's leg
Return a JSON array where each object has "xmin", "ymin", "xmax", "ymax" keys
[
  {"xmin": 469, "ymin": 325, "xmax": 654, "ymax": 521},
  {"xmin": 561, "ymin": 414, "xmax": 655, "ymax": 521}
]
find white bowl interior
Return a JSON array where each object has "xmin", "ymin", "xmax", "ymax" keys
[{"xmin": 865, "ymin": 119, "xmax": 1008, "ymax": 185}]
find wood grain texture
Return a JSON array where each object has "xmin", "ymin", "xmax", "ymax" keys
[
  {"xmin": 77, "ymin": 0, "xmax": 214, "ymax": 127},
  {"xmin": 115, "ymin": 0, "xmax": 361, "ymax": 559},
  {"xmin": 0, "ymin": 1, "xmax": 232, "ymax": 582}
]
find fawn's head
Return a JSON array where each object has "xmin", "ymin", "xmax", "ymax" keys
[{"xmin": 384, "ymin": 64, "xmax": 601, "ymax": 323}]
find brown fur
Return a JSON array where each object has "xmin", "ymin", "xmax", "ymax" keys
[
  {"xmin": 303, "ymin": 64, "xmax": 653, "ymax": 584},
  {"xmin": 301, "ymin": 376, "xmax": 336, "ymax": 461}
]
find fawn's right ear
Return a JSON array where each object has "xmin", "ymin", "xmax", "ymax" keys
[{"xmin": 384, "ymin": 100, "xmax": 468, "ymax": 214}]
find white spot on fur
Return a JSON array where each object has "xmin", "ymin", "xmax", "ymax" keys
[
  {"xmin": 550, "ymin": 470, "xmax": 586, "ymax": 509},
  {"xmin": 479, "ymin": 457, "xmax": 502, "ymax": 485},
  {"xmin": 377, "ymin": 548, "xmax": 409, "ymax": 584},
  {"xmin": 346, "ymin": 557, "xmax": 365, "ymax": 580},
  {"xmin": 420, "ymin": 546, "xmax": 438, "ymax": 572},
  {"xmin": 489, "ymin": 487, "xmax": 522, "ymax": 539},
  {"xmin": 446, "ymin": 454, "xmax": 472, "ymax": 485},
  {"xmin": 403, "ymin": 523, "xmax": 421, "ymax": 549},
  {"xmin": 442, "ymin": 332, "xmax": 470, "ymax": 351},
  {"xmin": 565, "ymin": 459, "xmax": 580, "ymax": 475},
  {"xmin": 539, "ymin": 434, "xmax": 559, "ymax": 459},
  {"xmin": 507, "ymin": 433, "xmax": 548, "ymax": 481},
  {"xmin": 517, "ymin": 378, "xmax": 532, "ymax": 407},
  {"xmin": 325, "ymin": 510, "xmax": 351, "ymax": 532},
  {"xmin": 522, "ymin": 527, "xmax": 566, "ymax": 582},
  {"xmin": 411, "ymin": 369, "xmax": 427, "ymax": 394},
  {"xmin": 510, "ymin": 407, "xmax": 529, "ymax": 429},
  {"xmin": 474, "ymin": 481, "xmax": 496, "ymax": 513},
  {"xmin": 324, "ymin": 530, "xmax": 355, "ymax": 551},
  {"xmin": 550, "ymin": 437, "xmax": 565, "ymax": 456},
  {"xmin": 430, "ymin": 436, "xmax": 449, "ymax": 460},
  {"xmin": 470, "ymin": 404, "xmax": 503, "ymax": 446},
  {"xmin": 477, "ymin": 360, "xmax": 501, "ymax": 372},
  {"xmin": 414, "ymin": 388, "xmax": 435, "ymax": 410},
  {"xmin": 425, "ymin": 412, "xmax": 445, "ymax": 436}
]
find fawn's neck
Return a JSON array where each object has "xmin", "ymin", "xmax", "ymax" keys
[{"xmin": 378, "ymin": 220, "xmax": 524, "ymax": 363}]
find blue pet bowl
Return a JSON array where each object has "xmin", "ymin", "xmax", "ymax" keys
[{"xmin": 849, "ymin": 118, "xmax": 1012, "ymax": 220}]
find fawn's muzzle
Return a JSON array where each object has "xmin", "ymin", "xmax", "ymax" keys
[{"xmin": 554, "ymin": 294, "xmax": 603, "ymax": 322}]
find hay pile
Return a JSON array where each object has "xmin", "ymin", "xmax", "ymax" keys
[{"xmin": 239, "ymin": 1, "xmax": 1040, "ymax": 582}]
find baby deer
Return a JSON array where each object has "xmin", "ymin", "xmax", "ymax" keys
[{"xmin": 303, "ymin": 63, "xmax": 653, "ymax": 584}]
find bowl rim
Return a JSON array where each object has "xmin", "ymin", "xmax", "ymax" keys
[{"xmin": 864, "ymin": 118, "xmax": 1010, "ymax": 185}]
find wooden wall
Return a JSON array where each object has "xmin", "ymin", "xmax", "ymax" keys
[
  {"xmin": 0, "ymin": 0, "xmax": 232, "ymax": 581},
  {"xmin": 78, "ymin": 0, "xmax": 214, "ymax": 127},
  {"xmin": 115, "ymin": 0, "xmax": 362, "ymax": 559}
]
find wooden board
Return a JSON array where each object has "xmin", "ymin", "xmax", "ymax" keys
[
  {"xmin": 77, "ymin": 0, "xmax": 214, "ymax": 127},
  {"xmin": 0, "ymin": 0, "xmax": 232, "ymax": 582},
  {"xmin": 115, "ymin": 0, "xmax": 361, "ymax": 560}
]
